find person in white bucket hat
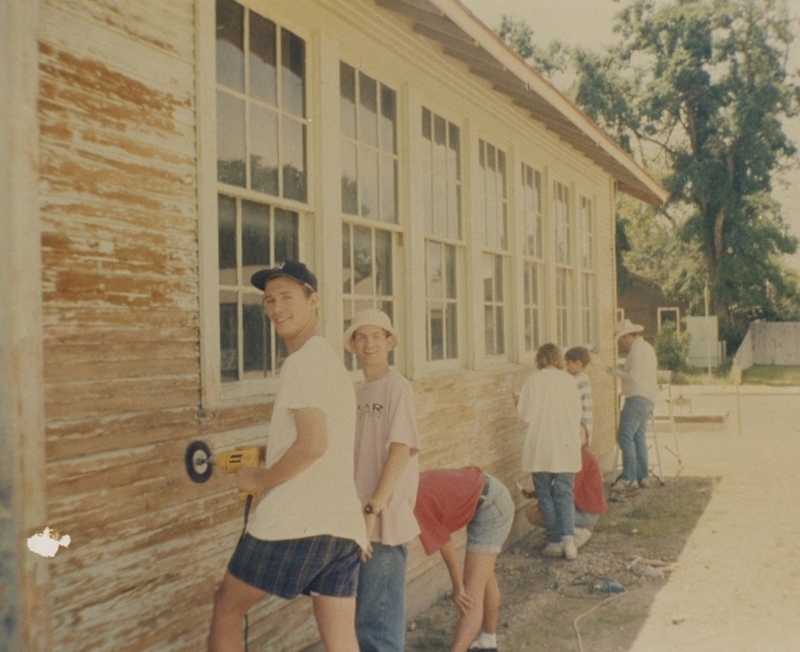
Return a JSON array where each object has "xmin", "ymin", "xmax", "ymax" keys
[
  {"xmin": 606, "ymin": 319, "xmax": 658, "ymax": 501},
  {"xmin": 345, "ymin": 309, "xmax": 421, "ymax": 652}
]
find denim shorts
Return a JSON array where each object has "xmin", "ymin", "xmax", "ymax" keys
[
  {"xmin": 466, "ymin": 475, "xmax": 514, "ymax": 554},
  {"xmin": 228, "ymin": 533, "xmax": 361, "ymax": 599}
]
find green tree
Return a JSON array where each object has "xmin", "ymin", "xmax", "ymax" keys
[
  {"xmin": 654, "ymin": 321, "xmax": 692, "ymax": 374},
  {"xmin": 574, "ymin": 0, "xmax": 800, "ymax": 338}
]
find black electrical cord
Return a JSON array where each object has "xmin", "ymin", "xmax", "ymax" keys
[{"xmin": 240, "ymin": 495, "xmax": 253, "ymax": 652}]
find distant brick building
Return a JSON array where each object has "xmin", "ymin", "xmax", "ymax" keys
[{"xmin": 618, "ymin": 272, "xmax": 686, "ymax": 342}]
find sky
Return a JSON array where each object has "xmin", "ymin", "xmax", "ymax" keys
[{"xmin": 460, "ymin": 0, "xmax": 800, "ymax": 273}]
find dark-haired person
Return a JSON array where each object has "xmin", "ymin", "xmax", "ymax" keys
[{"xmin": 208, "ymin": 261, "xmax": 366, "ymax": 652}]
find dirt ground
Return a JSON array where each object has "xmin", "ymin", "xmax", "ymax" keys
[{"xmin": 405, "ymin": 476, "xmax": 714, "ymax": 652}]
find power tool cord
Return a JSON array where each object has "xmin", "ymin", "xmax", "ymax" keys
[{"xmin": 240, "ymin": 495, "xmax": 253, "ymax": 652}]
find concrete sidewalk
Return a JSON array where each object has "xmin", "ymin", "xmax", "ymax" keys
[{"xmin": 629, "ymin": 385, "xmax": 800, "ymax": 652}]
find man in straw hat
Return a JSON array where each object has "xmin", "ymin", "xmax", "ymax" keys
[
  {"xmin": 606, "ymin": 319, "xmax": 658, "ymax": 501},
  {"xmin": 344, "ymin": 309, "xmax": 421, "ymax": 652}
]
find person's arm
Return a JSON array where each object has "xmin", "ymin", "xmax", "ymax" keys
[
  {"xmin": 236, "ymin": 407, "xmax": 327, "ymax": 495},
  {"xmin": 440, "ymin": 540, "xmax": 474, "ymax": 615},
  {"xmin": 361, "ymin": 442, "xmax": 412, "ymax": 560}
]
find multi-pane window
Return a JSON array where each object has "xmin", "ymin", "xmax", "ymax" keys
[
  {"xmin": 522, "ymin": 163, "xmax": 544, "ymax": 353},
  {"xmin": 342, "ymin": 223, "xmax": 395, "ymax": 369},
  {"xmin": 340, "ymin": 62, "xmax": 397, "ymax": 222},
  {"xmin": 579, "ymin": 195, "xmax": 597, "ymax": 348},
  {"xmin": 341, "ymin": 63, "xmax": 399, "ymax": 369},
  {"xmin": 216, "ymin": 0, "xmax": 305, "ymax": 383},
  {"xmin": 216, "ymin": 0, "xmax": 307, "ymax": 200},
  {"xmin": 479, "ymin": 139, "xmax": 508, "ymax": 357},
  {"xmin": 483, "ymin": 253, "xmax": 505, "ymax": 356},
  {"xmin": 554, "ymin": 180, "xmax": 572, "ymax": 347},
  {"xmin": 218, "ymin": 197, "xmax": 299, "ymax": 381},
  {"xmin": 426, "ymin": 241, "xmax": 458, "ymax": 361},
  {"xmin": 422, "ymin": 108, "xmax": 461, "ymax": 362},
  {"xmin": 478, "ymin": 140, "xmax": 507, "ymax": 250}
]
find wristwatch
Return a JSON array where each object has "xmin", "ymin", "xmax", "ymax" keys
[{"xmin": 364, "ymin": 502, "xmax": 383, "ymax": 516}]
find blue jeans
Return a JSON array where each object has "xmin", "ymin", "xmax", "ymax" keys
[
  {"xmin": 617, "ymin": 395, "xmax": 654, "ymax": 482},
  {"xmin": 355, "ymin": 542, "xmax": 407, "ymax": 652},
  {"xmin": 532, "ymin": 472, "xmax": 575, "ymax": 543}
]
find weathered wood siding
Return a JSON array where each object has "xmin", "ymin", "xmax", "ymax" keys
[{"xmin": 35, "ymin": 0, "xmax": 622, "ymax": 650}]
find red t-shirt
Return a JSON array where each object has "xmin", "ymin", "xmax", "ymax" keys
[
  {"xmin": 414, "ymin": 466, "xmax": 484, "ymax": 555},
  {"xmin": 574, "ymin": 450, "xmax": 607, "ymax": 515}
]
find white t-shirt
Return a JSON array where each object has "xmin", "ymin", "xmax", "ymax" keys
[
  {"xmin": 247, "ymin": 336, "xmax": 367, "ymax": 549},
  {"xmin": 518, "ymin": 367, "xmax": 582, "ymax": 473},
  {"xmin": 354, "ymin": 370, "xmax": 421, "ymax": 546},
  {"xmin": 615, "ymin": 337, "xmax": 659, "ymax": 403}
]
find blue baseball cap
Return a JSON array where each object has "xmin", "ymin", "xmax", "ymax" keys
[{"xmin": 250, "ymin": 260, "xmax": 318, "ymax": 293}]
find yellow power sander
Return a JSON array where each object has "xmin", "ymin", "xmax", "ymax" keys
[{"xmin": 184, "ymin": 440, "xmax": 260, "ymax": 501}]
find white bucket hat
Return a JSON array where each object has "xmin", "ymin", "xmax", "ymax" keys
[
  {"xmin": 343, "ymin": 308, "xmax": 399, "ymax": 353},
  {"xmin": 614, "ymin": 318, "xmax": 644, "ymax": 338}
]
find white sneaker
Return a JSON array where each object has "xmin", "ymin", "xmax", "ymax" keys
[
  {"xmin": 562, "ymin": 535, "xmax": 578, "ymax": 560},
  {"xmin": 638, "ymin": 478, "xmax": 650, "ymax": 489},
  {"xmin": 541, "ymin": 542, "xmax": 564, "ymax": 557},
  {"xmin": 610, "ymin": 479, "xmax": 636, "ymax": 501},
  {"xmin": 574, "ymin": 527, "xmax": 593, "ymax": 549}
]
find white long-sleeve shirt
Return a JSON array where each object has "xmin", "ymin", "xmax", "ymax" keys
[{"xmin": 610, "ymin": 337, "xmax": 658, "ymax": 403}]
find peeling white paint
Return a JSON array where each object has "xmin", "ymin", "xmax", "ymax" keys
[{"xmin": 27, "ymin": 527, "xmax": 71, "ymax": 558}]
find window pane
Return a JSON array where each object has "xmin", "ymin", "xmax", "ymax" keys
[
  {"xmin": 375, "ymin": 229, "xmax": 393, "ymax": 296},
  {"xmin": 220, "ymin": 290, "xmax": 239, "ymax": 382},
  {"xmin": 449, "ymin": 123, "xmax": 460, "ymax": 181},
  {"xmin": 429, "ymin": 301, "xmax": 444, "ymax": 361},
  {"xmin": 243, "ymin": 293, "xmax": 269, "ymax": 375},
  {"xmin": 354, "ymin": 226, "xmax": 373, "ymax": 295},
  {"xmin": 496, "ymin": 306, "xmax": 505, "ymax": 354},
  {"xmin": 218, "ymin": 195, "xmax": 237, "ymax": 286},
  {"xmin": 281, "ymin": 28, "xmax": 305, "ymax": 117},
  {"xmin": 445, "ymin": 244, "xmax": 456, "ymax": 299},
  {"xmin": 282, "ymin": 119, "xmax": 307, "ymax": 201},
  {"xmin": 483, "ymin": 254, "xmax": 494, "ymax": 302},
  {"xmin": 274, "ymin": 209, "xmax": 299, "ymax": 263},
  {"xmin": 342, "ymin": 141, "xmax": 358, "ymax": 215},
  {"xmin": 484, "ymin": 305, "xmax": 495, "ymax": 355},
  {"xmin": 342, "ymin": 224, "xmax": 352, "ymax": 294},
  {"xmin": 446, "ymin": 302, "xmax": 458, "ymax": 358},
  {"xmin": 249, "ymin": 13, "xmax": 276, "ymax": 104},
  {"xmin": 216, "ymin": 0, "xmax": 244, "ymax": 92},
  {"xmin": 359, "ymin": 72, "xmax": 378, "ymax": 147},
  {"xmin": 249, "ymin": 104, "xmax": 278, "ymax": 195},
  {"xmin": 359, "ymin": 146, "xmax": 378, "ymax": 219},
  {"xmin": 380, "ymin": 84, "xmax": 396, "ymax": 154},
  {"xmin": 241, "ymin": 201, "xmax": 271, "ymax": 281},
  {"xmin": 494, "ymin": 254, "xmax": 503, "ymax": 301},
  {"xmin": 217, "ymin": 91, "xmax": 246, "ymax": 187},
  {"xmin": 380, "ymin": 155, "xmax": 397, "ymax": 223},
  {"xmin": 340, "ymin": 62, "xmax": 356, "ymax": 139},
  {"xmin": 427, "ymin": 241, "xmax": 443, "ymax": 300}
]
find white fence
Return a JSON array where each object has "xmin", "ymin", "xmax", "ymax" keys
[{"xmin": 734, "ymin": 321, "xmax": 800, "ymax": 370}]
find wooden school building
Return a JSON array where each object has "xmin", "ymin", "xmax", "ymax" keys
[{"xmin": 0, "ymin": 0, "xmax": 666, "ymax": 649}]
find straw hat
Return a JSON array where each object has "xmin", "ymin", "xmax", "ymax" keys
[{"xmin": 614, "ymin": 318, "xmax": 644, "ymax": 339}]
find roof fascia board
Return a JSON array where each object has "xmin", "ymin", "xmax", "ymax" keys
[{"xmin": 423, "ymin": 0, "xmax": 668, "ymax": 207}]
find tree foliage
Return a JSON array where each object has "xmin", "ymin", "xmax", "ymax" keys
[{"xmin": 497, "ymin": 1, "xmax": 800, "ymax": 344}]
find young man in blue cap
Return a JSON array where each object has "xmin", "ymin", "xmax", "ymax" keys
[{"xmin": 208, "ymin": 261, "xmax": 366, "ymax": 652}]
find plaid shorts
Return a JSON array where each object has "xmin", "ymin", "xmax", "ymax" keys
[{"xmin": 227, "ymin": 533, "xmax": 361, "ymax": 599}]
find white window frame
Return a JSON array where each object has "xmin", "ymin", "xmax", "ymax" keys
[
  {"xmin": 579, "ymin": 194, "xmax": 597, "ymax": 350},
  {"xmin": 478, "ymin": 139, "xmax": 510, "ymax": 361},
  {"xmin": 553, "ymin": 179, "xmax": 573, "ymax": 349},
  {"xmin": 521, "ymin": 162, "xmax": 544, "ymax": 354},
  {"xmin": 421, "ymin": 107, "xmax": 463, "ymax": 366},
  {"xmin": 197, "ymin": 0, "xmax": 314, "ymax": 406}
]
